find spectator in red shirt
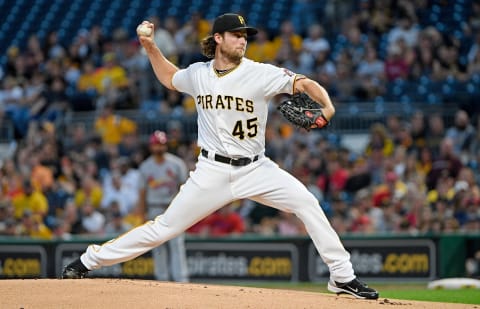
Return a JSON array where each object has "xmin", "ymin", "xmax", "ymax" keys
[
  {"xmin": 317, "ymin": 153, "xmax": 349, "ymax": 200},
  {"xmin": 188, "ymin": 202, "xmax": 245, "ymax": 237},
  {"xmin": 384, "ymin": 43, "xmax": 409, "ymax": 81}
]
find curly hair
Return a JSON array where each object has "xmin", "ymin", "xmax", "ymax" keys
[{"xmin": 200, "ymin": 36, "xmax": 216, "ymax": 59}]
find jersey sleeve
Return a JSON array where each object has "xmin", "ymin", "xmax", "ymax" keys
[
  {"xmin": 262, "ymin": 64, "xmax": 297, "ymax": 97},
  {"xmin": 172, "ymin": 68, "xmax": 193, "ymax": 95},
  {"xmin": 172, "ymin": 62, "xmax": 205, "ymax": 96}
]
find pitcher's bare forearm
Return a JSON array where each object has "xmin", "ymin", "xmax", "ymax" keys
[
  {"xmin": 143, "ymin": 44, "xmax": 179, "ymax": 90},
  {"xmin": 294, "ymin": 78, "xmax": 335, "ymax": 121},
  {"xmin": 137, "ymin": 20, "xmax": 179, "ymax": 90}
]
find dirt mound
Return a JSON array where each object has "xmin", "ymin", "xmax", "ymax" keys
[{"xmin": 0, "ymin": 279, "xmax": 473, "ymax": 309}]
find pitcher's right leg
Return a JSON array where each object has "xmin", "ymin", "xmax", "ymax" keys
[{"xmin": 76, "ymin": 157, "xmax": 234, "ymax": 272}]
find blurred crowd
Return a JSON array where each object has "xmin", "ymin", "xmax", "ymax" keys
[{"xmin": 0, "ymin": 0, "xmax": 480, "ymax": 240}]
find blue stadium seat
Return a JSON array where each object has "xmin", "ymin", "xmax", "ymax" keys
[
  {"xmin": 426, "ymin": 93, "xmax": 442, "ymax": 105},
  {"xmin": 471, "ymin": 73, "xmax": 480, "ymax": 85}
]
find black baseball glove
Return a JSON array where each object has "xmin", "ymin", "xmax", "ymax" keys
[{"xmin": 277, "ymin": 92, "xmax": 329, "ymax": 131}]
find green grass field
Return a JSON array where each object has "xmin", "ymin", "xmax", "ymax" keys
[{"xmin": 224, "ymin": 282, "xmax": 480, "ymax": 305}]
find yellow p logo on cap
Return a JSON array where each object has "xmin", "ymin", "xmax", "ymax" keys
[{"xmin": 238, "ymin": 15, "xmax": 245, "ymax": 25}]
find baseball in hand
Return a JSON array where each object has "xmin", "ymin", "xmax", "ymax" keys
[{"xmin": 136, "ymin": 23, "xmax": 152, "ymax": 36}]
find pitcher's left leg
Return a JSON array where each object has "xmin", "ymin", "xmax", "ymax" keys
[{"xmin": 234, "ymin": 158, "xmax": 354, "ymax": 283}]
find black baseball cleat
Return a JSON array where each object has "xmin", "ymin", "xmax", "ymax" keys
[
  {"xmin": 327, "ymin": 278, "xmax": 379, "ymax": 299},
  {"xmin": 62, "ymin": 258, "xmax": 90, "ymax": 279}
]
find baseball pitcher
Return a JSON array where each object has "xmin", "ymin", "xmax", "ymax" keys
[{"xmin": 63, "ymin": 13, "xmax": 378, "ymax": 300}]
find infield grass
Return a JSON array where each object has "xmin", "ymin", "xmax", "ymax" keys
[{"xmin": 224, "ymin": 282, "xmax": 480, "ymax": 305}]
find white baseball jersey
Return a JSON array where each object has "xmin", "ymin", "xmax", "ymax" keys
[{"xmin": 172, "ymin": 58, "xmax": 297, "ymax": 157}]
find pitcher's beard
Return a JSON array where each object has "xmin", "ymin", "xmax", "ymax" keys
[{"xmin": 220, "ymin": 46, "xmax": 244, "ymax": 64}]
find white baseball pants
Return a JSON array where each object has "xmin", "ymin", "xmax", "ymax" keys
[{"xmin": 81, "ymin": 155, "xmax": 355, "ymax": 283}]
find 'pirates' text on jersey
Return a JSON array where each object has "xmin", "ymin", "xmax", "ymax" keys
[
  {"xmin": 173, "ymin": 58, "xmax": 299, "ymax": 157},
  {"xmin": 196, "ymin": 94, "xmax": 254, "ymax": 112}
]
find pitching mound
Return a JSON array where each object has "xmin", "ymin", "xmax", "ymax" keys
[{"xmin": 0, "ymin": 279, "xmax": 473, "ymax": 309}]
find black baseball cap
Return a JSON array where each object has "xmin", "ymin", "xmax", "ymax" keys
[{"xmin": 212, "ymin": 13, "xmax": 258, "ymax": 36}]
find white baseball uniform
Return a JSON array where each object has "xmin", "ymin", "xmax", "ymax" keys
[{"xmin": 80, "ymin": 58, "xmax": 356, "ymax": 283}]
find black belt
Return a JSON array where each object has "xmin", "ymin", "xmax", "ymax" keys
[{"xmin": 201, "ymin": 149, "xmax": 259, "ymax": 166}]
